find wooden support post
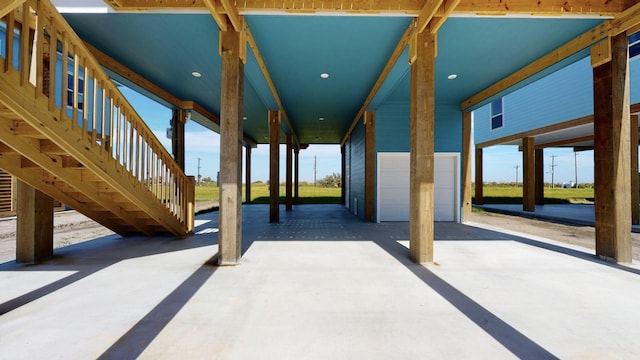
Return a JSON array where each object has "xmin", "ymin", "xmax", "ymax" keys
[
  {"xmin": 218, "ymin": 24, "xmax": 244, "ymax": 265},
  {"xmin": 409, "ymin": 31, "xmax": 436, "ymax": 264},
  {"xmin": 462, "ymin": 111, "xmax": 472, "ymax": 222},
  {"xmin": 522, "ymin": 137, "xmax": 535, "ymax": 212},
  {"xmin": 171, "ymin": 109, "xmax": 186, "ymax": 171},
  {"xmin": 294, "ymin": 147, "xmax": 300, "ymax": 205},
  {"xmin": 535, "ymin": 148, "xmax": 545, "ymax": 205},
  {"xmin": 341, "ymin": 145, "xmax": 346, "ymax": 206},
  {"xmin": 245, "ymin": 146, "xmax": 251, "ymax": 204},
  {"xmin": 364, "ymin": 111, "xmax": 375, "ymax": 222},
  {"xmin": 593, "ymin": 33, "xmax": 632, "ymax": 263},
  {"xmin": 285, "ymin": 134, "xmax": 293, "ymax": 211},
  {"xmin": 16, "ymin": 180, "xmax": 53, "ymax": 263},
  {"xmin": 631, "ymin": 115, "xmax": 639, "ymax": 225},
  {"xmin": 269, "ymin": 110, "xmax": 280, "ymax": 223},
  {"xmin": 474, "ymin": 148, "xmax": 484, "ymax": 205}
]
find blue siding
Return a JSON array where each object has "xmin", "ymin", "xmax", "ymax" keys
[
  {"xmin": 375, "ymin": 101, "xmax": 462, "ymax": 153},
  {"xmin": 349, "ymin": 121, "xmax": 365, "ymax": 218},
  {"xmin": 632, "ymin": 57, "xmax": 640, "ymax": 104},
  {"xmin": 474, "ymin": 57, "xmax": 594, "ymax": 144}
]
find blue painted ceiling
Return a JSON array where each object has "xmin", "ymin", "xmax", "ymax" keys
[{"xmin": 63, "ymin": 13, "xmax": 603, "ymax": 145}]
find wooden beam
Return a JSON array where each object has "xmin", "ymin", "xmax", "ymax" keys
[
  {"xmin": 364, "ymin": 111, "xmax": 375, "ymax": 222},
  {"xmin": 218, "ymin": 24, "xmax": 244, "ymax": 265},
  {"xmin": 245, "ymin": 25, "xmax": 299, "ymax": 146},
  {"xmin": 593, "ymin": 32, "xmax": 632, "ymax": 263},
  {"xmin": 462, "ymin": 22, "xmax": 610, "ymax": 110},
  {"xmin": 534, "ymin": 148, "xmax": 545, "ymax": 205},
  {"xmin": 294, "ymin": 147, "xmax": 300, "ymax": 205},
  {"xmin": 409, "ymin": 30, "xmax": 436, "ymax": 264},
  {"xmin": 341, "ymin": 22, "xmax": 415, "ymax": 145},
  {"xmin": 219, "ymin": 0, "xmax": 243, "ymax": 32},
  {"xmin": 453, "ymin": 0, "xmax": 633, "ymax": 16},
  {"xmin": 610, "ymin": 1, "xmax": 640, "ymax": 36},
  {"xmin": 16, "ymin": 180, "xmax": 53, "ymax": 263},
  {"xmin": 285, "ymin": 133, "xmax": 293, "ymax": 211},
  {"xmin": 535, "ymin": 135, "xmax": 594, "ymax": 149},
  {"xmin": 430, "ymin": 0, "xmax": 462, "ymax": 34},
  {"xmin": 417, "ymin": 0, "xmax": 444, "ymax": 33},
  {"xmin": 461, "ymin": 111, "xmax": 472, "ymax": 221},
  {"xmin": 269, "ymin": 110, "xmax": 280, "ymax": 223},
  {"xmin": 0, "ymin": 0, "xmax": 24, "ymax": 19},
  {"xmin": 202, "ymin": 0, "xmax": 228, "ymax": 32},
  {"xmin": 474, "ymin": 147, "xmax": 483, "ymax": 205},
  {"xmin": 245, "ymin": 146, "xmax": 251, "ymax": 204},
  {"xmin": 107, "ymin": 0, "xmax": 631, "ymax": 16},
  {"xmin": 522, "ymin": 137, "xmax": 535, "ymax": 212},
  {"xmin": 476, "ymin": 115, "xmax": 593, "ymax": 149},
  {"xmin": 631, "ymin": 114, "xmax": 639, "ymax": 225}
]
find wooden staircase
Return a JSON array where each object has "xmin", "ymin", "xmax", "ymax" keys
[{"xmin": 0, "ymin": 0, "xmax": 195, "ymax": 236}]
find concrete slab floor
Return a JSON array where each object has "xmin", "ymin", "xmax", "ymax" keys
[{"xmin": 1, "ymin": 205, "xmax": 640, "ymax": 359}]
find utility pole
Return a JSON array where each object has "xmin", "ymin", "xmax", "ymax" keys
[
  {"xmin": 314, "ymin": 156, "xmax": 317, "ymax": 187},
  {"xmin": 197, "ymin": 157, "xmax": 202, "ymax": 186},
  {"xmin": 550, "ymin": 155, "xmax": 557, "ymax": 188},
  {"xmin": 514, "ymin": 165, "xmax": 519, "ymax": 187},
  {"xmin": 574, "ymin": 152, "xmax": 578, "ymax": 188}
]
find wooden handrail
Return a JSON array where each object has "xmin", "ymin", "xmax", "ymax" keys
[{"xmin": 0, "ymin": 0, "xmax": 194, "ymax": 234}]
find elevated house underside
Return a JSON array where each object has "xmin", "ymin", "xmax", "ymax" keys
[{"xmin": 1, "ymin": 0, "xmax": 640, "ymax": 263}]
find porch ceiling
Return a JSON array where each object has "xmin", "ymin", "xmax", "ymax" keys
[{"xmin": 58, "ymin": 2, "xmax": 620, "ymax": 145}]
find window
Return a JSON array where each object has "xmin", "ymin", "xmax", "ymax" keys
[
  {"xmin": 67, "ymin": 74, "xmax": 84, "ymax": 110},
  {"xmin": 630, "ymin": 31, "xmax": 640, "ymax": 60},
  {"xmin": 490, "ymin": 99, "xmax": 503, "ymax": 130}
]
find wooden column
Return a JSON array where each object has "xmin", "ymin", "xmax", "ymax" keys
[
  {"xmin": 341, "ymin": 145, "xmax": 346, "ymax": 206},
  {"xmin": 462, "ymin": 111, "xmax": 472, "ymax": 222},
  {"xmin": 631, "ymin": 115, "xmax": 639, "ymax": 225},
  {"xmin": 364, "ymin": 111, "xmax": 375, "ymax": 222},
  {"xmin": 535, "ymin": 148, "xmax": 545, "ymax": 205},
  {"xmin": 522, "ymin": 137, "xmax": 535, "ymax": 212},
  {"xmin": 171, "ymin": 109, "xmax": 186, "ymax": 171},
  {"xmin": 269, "ymin": 110, "xmax": 280, "ymax": 223},
  {"xmin": 16, "ymin": 180, "xmax": 53, "ymax": 263},
  {"xmin": 294, "ymin": 147, "xmax": 300, "ymax": 205},
  {"xmin": 218, "ymin": 24, "xmax": 244, "ymax": 265},
  {"xmin": 593, "ymin": 33, "xmax": 632, "ymax": 263},
  {"xmin": 285, "ymin": 134, "xmax": 293, "ymax": 211},
  {"xmin": 245, "ymin": 146, "xmax": 251, "ymax": 204},
  {"xmin": 474, "ymin": 148, "xmax": 484, "ymax": 205},
  {"xmin": 409, "ymin": 31, "xmax": 436, "ymax": 264}
]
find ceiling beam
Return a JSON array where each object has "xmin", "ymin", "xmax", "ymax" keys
[
  {"xmin": 610, "ymin": 1, "xmax": 640, "ymax": 36},
  {"xmin": 417, "ymin": 0, "xmax": 444, "ymax": 33},
  {"xmin": 535, "ymin": 135, "xmax": 594, "ymax": 149},
  {"xmin": 451, "ymin": 0, "xmax": 635, "ymax": 17},
  {"xmin": 202, "ymin": 0, "xmax": 228, "ymax": 31},
  {"xmin": 430, "ymin": 0, "xmax": 462, "ymax": 34},
  {"xmin": 461, "ymin": 21, "xmax": 610, "ymax": 110},
  {"xmin": 341, "ymin": 22, "xmax": 416, "ymax": 146},
  {"xmin": 0, "ymin": 0, "xmax": 25, "ymax": 19},
  {"xmin": 104, "ymin": 0, "xmax": 631, "ymax": 16},
  {"xmin": 245, "ymin": 23, "xmax": 299, "ymax": 146}
]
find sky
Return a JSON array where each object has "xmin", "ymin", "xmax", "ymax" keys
[{"xmin": 121, "ymin": 86, "xmax": 596, "ymax": 186}]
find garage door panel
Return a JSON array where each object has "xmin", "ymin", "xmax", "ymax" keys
[{"xmin": 379, "ymin": 153, "xmax": 457, "ymax": 222}]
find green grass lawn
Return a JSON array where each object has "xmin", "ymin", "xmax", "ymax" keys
[
  {"xmin": 473, "ymin": 185, "xmax": 594, "ymax": 204},
  {"xmin": 195, "ymin": 184, "xmax": 341, "ymax": 204}
]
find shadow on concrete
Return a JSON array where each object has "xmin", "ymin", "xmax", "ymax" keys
[
  {"xmin": 97, "ymin": 255, "xmax": 219, "ymax": 360},
  {"xmin": 0, "ymin": 217, "xmax": 219, "ymax": 316},
  {"xmin": 372, "ymin": 238, "xmax": 559, "ymax": 360}
]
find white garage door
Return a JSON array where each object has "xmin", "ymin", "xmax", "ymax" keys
[{"xmin": 377, "ymin": 153, "xmax": 459, "ymax": 222}]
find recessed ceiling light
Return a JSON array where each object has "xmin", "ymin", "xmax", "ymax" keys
[
  {"xmin": 319, "ymin": 117, "xmax": 325, "ymax": 121},
  {"xmin": 447, "ymin": 74, "xmax": 457, "ymax": 80},
  {"xmin": 320, "ymin": 73, "xmax": 329, "ymax": 79},
  {"xmin": 242, "ymin": 116, "xmax": 247, "ymax": 120},
  {"xmin": 192, "ymin": 71, "xmax": 202, "ymax": 78}
]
